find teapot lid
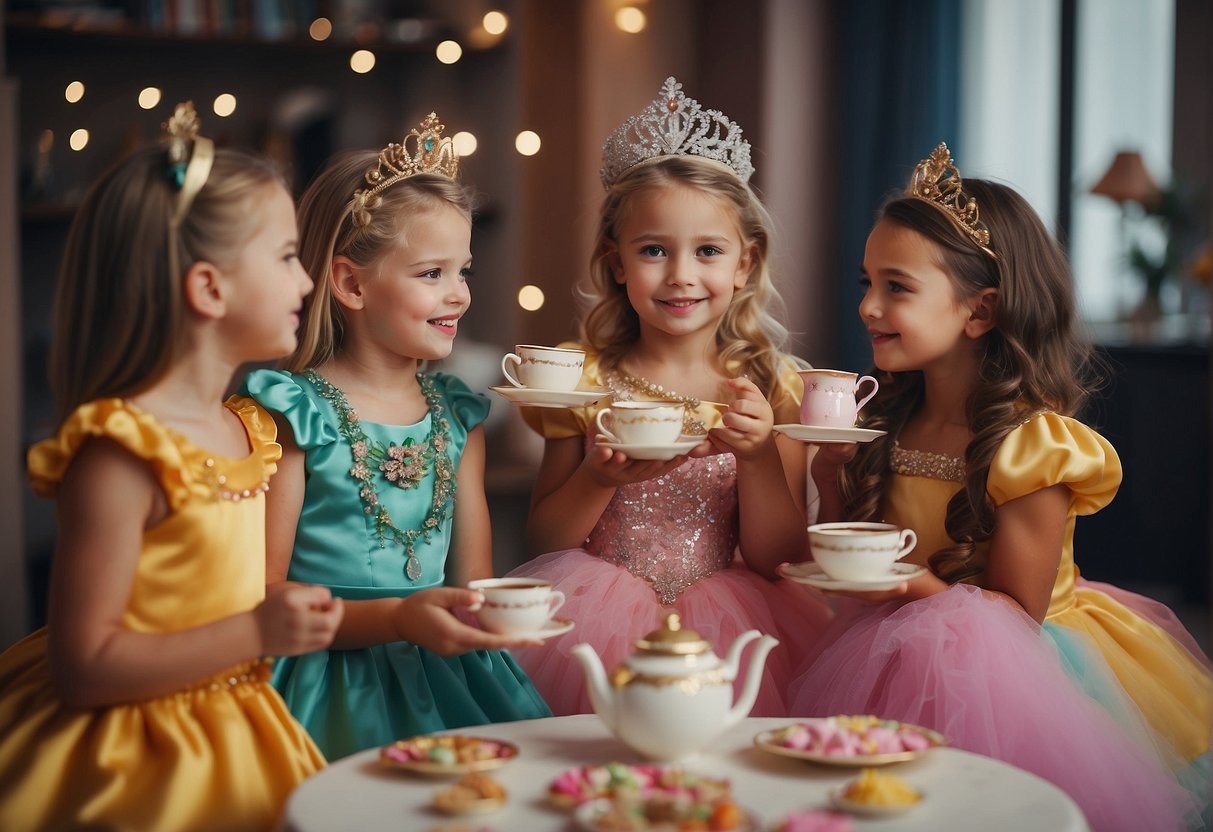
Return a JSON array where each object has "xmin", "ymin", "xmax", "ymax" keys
[{"xmin": 634, "ymin": 613, "xmax": 712, "ymax": 656}]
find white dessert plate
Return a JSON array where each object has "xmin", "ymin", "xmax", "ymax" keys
[
  {"xmin": 777, "ymin": 561, "xmax": 928, "ymax": 592},
  {"xmin": 432, "ymin": 792, "xmax": 506, "ymax": 816},
  {"xmin": 506, "ymin": 617, "xmax": 575, "ymax": 641},
  {"xmin": 753, "ymin": 721, "xmax": 946, "ymax": 767},
  {"xmin": 575, "ymin": 798, "xmax": 758, "ymax": 832},
  {"xmin": 773, "ymin": 424, "xmax": 887, "ymax": 444},
  {"xmin": 829, "ymin": 786, "xmax": 923, "ymax": 816},
  {"xmin": 595, "ymin": 440, "xmax": 697, "ymax": 461},
  {"xmin": 489, "ymin": 386, "xmax": 609, "ymax": 409},
  {"xmin": 379, "ymin": 735, "xmax": 519, "ymax": 775}
]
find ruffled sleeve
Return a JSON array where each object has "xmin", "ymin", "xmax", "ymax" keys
[
  {"xmin": 224, "ymin": 395, "xmax": 282, "ymax": 472},
  {"xmin": 518, "ymin": 341, "xmax": 598, "ymax": 440},
  {"xmin": 240, "ymin": 369, "xmax": 338, "ymax": 451},
  {"xmin": 27, "ymin": 399, "xmax": 192, "ymax": 508},
  {"xmin": 986, "ymin": 412, "xmax": 1122, "ymax": 515},
  {"xmin": 429, "ymin": 372, "xmax": 490, "ymax": 434}
]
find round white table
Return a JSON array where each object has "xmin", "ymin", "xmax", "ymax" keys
[{"xmin": 280, "ymin": 714, "xmax": 1089, "ymax": 831}]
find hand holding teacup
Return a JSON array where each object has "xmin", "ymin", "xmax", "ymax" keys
[{"xmin": 467, "ymin": 578, "xmax": 566, "ymax": 636}]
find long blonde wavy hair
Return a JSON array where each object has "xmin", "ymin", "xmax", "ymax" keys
[
  {"xmin": 579, "ymin": 156, "xmax": 800, "ymax": 401},
  {"xmin": 50, "ymin": 144, "xmax": 283, "ymax": 424},
  {"xmin": 841, "ymin": 179, "xmax": 1103, "ymax": 583},
  {"xmin": 285, "ymin": 152, "xmax": 473, "ymax": 372}
]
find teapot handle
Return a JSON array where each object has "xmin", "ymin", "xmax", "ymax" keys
[{"xmin": 724, "ymin": 635, "xmax": 780, "ymax": 727}]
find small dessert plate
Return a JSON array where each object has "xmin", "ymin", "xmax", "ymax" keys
[
  {"xmin": 574, "ymin": 797, "xmax": 758, "ymax": 832},
  {"xmin": 753, "ymin": 720, "xmax": 947, "ymax": 767},
  {"xmin": 508, "ymin": 617, "xmax": 575, "ymax": 642},
  {"xmin": 773, "ymin": 424, "xmax": 887, "ymax": 444},
  {"xmin": 778, "ymin": 561, "xmax": 927, "ymax": 592},
  {"xmin": 433, "ymin": 792, "xmax": 506, "ymax": 816},
  {"xmin": 596, "ymin": 440, "xmax": 697, "ymax": 461},
  {"xmin": 489, "ymin": 386, "xmax": 609, "ymax": 409},
  {"xmin": 829, "ymin": 787, "xmax": 923, "ymax": 817},
  {"xmin": 379, "ymin": 735, "xmax": 519, "ymax": 775}
]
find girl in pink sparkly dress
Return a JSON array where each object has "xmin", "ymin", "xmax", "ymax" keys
[{"xmin": 505, "ymin": 78, "xmax": 831, "ymax": 716}]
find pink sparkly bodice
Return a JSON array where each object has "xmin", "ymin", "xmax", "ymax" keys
[{"xmin": 584, "ymin": 447, "xmax": 739, "ymax": 604}]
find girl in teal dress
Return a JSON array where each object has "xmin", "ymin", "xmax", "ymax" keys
[{"xmin": 242, "ymin": 113, "xmax": 550, "ymax": 760}]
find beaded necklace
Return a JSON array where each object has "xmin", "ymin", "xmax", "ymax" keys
[
  {"xmin": 607, "ymin": 370, "xmax": 712, "ymax": 435},
  {"xmin": 304, "ymin": 370, "xmax": 455, "ymax": 581}
]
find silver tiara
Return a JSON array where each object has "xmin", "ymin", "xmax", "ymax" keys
[{"xmin": 599, "ymin": 77, "xmax": 754, "ymax": 189}]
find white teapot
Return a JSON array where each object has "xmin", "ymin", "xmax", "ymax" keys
[{"xmin": 571, "ymin": 613, "xmax": 778, "ymax": 761}]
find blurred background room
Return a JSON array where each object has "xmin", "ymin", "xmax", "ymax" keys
[{"xmin": 1, "ymin": 0, "xmax": 1209, "ymax": 651}]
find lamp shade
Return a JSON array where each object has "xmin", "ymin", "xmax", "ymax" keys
[{"xmin": 1090, "ymin": 151, "xmax": 1161, "ymax": 206}]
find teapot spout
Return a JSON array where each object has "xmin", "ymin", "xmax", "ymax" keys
[
  {"xmin": 571, "ymin": 642, "xmax": 615, "ymax": 730},
  {"xmin": 724, "ymin": 634, "xmax": 779, "ymax": 727}
]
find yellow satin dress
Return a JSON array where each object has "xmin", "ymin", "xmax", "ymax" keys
[
  {"xmin": 886, "ymin": 411, "xmax": 1212, "ymax": 769},
  {"xmin": 0, "ymin": 398, "xmax": 325, "ymax": 832}
]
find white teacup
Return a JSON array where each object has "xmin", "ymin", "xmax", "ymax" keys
[
  {"xmin": 468, "ymin": 577, "xmax": 566, "ymax": 635},
  {"xmin": 798, "ymin": 369, "xmax": 879, "ymax": 428},
  {"xmin": 807, "ymin": 522, "xmax": 918, "ymax": 582},
  {"xmin": 595, "ymin": 402, "xmax": 684, "ymax": 446},
  {"xmin": 501, "ymin": 345, "xmax": 585, "ymax": 391}
]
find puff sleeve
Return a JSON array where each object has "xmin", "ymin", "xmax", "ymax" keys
[
  {"xmin": 28, "ymin": 399, "xmax": 193, "ymax": 509},
  {"xmin": 240, "ymin": 369, "xmax": 338, "ymax": 451},
  {"xmin": 986, "ymin": 412, "xmax": 1122, "ymax": 516},
  {"xmin": 430, "ymin": 372, "xmax": 490, "ymax": 437}
]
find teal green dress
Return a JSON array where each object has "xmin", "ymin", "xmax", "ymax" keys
[{"xmin": 243, "ymin": 370, "xmax": 551, "ymax": 759}]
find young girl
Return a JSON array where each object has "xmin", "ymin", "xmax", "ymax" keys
[
  {"xmin": 0, "ymin": 103, "xmax": 344, "ymax": 831},
  {"xmin": 241, "ymin": 113, "xmax": 551, "ymax": 760},
  {"xmin": 506, "ymin": 78, "xmax": 831, "ymax": 717},
  {"xmin": 791, "ymin": 143, "xmax": 1210, "ymax": 830}
]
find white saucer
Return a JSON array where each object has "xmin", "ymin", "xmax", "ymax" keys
[
  {"xmin": 489, "ymin": 386, "xmax": 609, "ymax": 409},
  {"xmin": 510, "ymin": 617, "xmax": 575, "ymax": 641},
  {"xmin": 596, "ymin": 440, "xmax": 697, "ymax": 461},
  {"xmin": 777, "ymin": 561, "xmax": 927, "ymax": 591},
  {"xmin": 773, "ymin": 424, "xmax": 887, "ymax": 444}
]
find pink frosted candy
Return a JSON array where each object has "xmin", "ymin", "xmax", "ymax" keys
[
  {"xmin": 900, "ymin": 730, "xmax": 932, "ymax": 751},
  {"xmin": 823, "ymin": 732, "xmax": 861, "ymax": 756},
  {"xmin": 866, "ymin": 727, "xmax": 904, "ymax": 754},
  {"xmin": 782, "ymin": 726, "xmax": 813, "ymax": 751}
]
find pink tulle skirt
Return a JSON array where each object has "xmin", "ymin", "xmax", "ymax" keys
[
  {"xmin": 788, "ymin": 584, "xmax": 1199, "ymax": 832},
  {"xmin": 506, "ymin": 549, "xmax": 832, "ymax": 718}
]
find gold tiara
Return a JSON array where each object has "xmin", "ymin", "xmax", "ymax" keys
[
  {"xmin": 350, "ymin": 113, "xmax": 458, "ymax": 223},
  {"xmin": 162, "ymin": 101, "xmax": 214, "ymax": 225},
  {"xmin": 907, "ymin": 142, "xmax": 995, "ymax": 258}
]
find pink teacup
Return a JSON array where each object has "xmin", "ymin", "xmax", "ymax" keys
[{"xmin": 798, "ymin": 369, "xmax": 879, "ymax": 428}]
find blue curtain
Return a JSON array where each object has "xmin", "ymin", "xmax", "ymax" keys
[{"xmin": 835, "ymin": 0, "xmax": 962, "ymax": 371}]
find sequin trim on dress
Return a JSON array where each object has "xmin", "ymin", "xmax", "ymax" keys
[{"xmin": 890, "ymin": 441, "xmax": 966, "ymax": 483}]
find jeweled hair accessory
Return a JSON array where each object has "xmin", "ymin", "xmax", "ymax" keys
[
  {"xmin": 600, "ymin": 77, "xmax": 753, "ymax": 190},
  {"xmin": 162, "ymin": 101, "xmax": 214, "ymax": 225},
  {"xmin": 907, "ymin": 142, "xmax": 995, "ymax": 258},
  {"xmin": 349, "ymin": 112, "xmax": 459, "ymax": 226}
]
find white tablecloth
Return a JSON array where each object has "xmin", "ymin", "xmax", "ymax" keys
[{"xmin": 281, "ymin": 714, "xmax": 1089, "ymax": 831}]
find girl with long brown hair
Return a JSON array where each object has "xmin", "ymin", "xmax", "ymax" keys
[{"xmin": 791, "ymin": 143, "xmax": 1209, "ymax": 831}]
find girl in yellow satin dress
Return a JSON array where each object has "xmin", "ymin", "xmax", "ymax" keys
[
  {"xmin": 0, "ymin": 102, "xmax": 344, "ymax": 831},
  {"xmin": 791, "ymin": 143, "xmax": 1210, "ymax": 832}
]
